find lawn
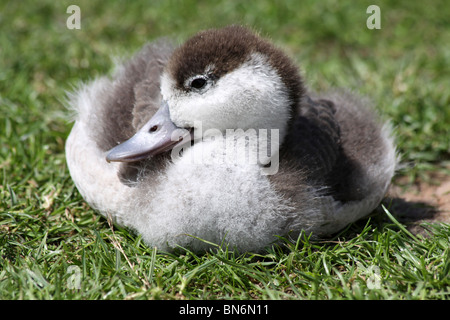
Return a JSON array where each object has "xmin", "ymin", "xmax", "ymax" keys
[{"xmin": 1, "ymin": 0, "xmax": 449, "ymax": 301}]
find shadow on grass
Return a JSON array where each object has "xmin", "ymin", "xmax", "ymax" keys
[{"xmin": 381, "ymin": 197, "xmax": 441, "ymax": 236}]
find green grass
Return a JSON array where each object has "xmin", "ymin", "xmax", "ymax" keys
[{"xmin": 1, "ymin": 0, "xmax": 449, "ymax": 300}]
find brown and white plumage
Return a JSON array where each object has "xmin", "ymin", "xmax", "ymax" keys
[{"xmin": 66, "ymin": 26, "xmax": 397, "ymax": 252}]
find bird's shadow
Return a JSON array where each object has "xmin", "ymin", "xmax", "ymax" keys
[
  {"xmin": 342, "ymin": 196, "xmax": 442, "ymax": 239},
  {"xmin": 379, "ymin": 196, "xmax": 441, "ymax": 235},
  {"xmin": 318, "ymin": 196, "xmax": 442, "ymax": 243}
]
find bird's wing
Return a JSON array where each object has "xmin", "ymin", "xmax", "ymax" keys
[{"xmin": 284, "ymin": 95, "xmax": 341, "ymax": 178}]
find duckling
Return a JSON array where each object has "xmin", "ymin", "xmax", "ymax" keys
[{"xmin": 65, "ymin": 26, "xmax": 397, "ymax": 252}]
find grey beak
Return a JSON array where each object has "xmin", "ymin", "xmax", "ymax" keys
[{"xmin": 106, "ymin": 101, "xmax": 189, "ymax": 162}]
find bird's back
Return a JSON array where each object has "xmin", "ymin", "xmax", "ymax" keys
[{"xmin": 91, "ymin": 40, "xmax": 175, "ymax": 152}]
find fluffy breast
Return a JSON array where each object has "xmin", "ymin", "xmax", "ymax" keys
[{"xmin": 127, "ymin": 134, "xmax": 307, "ymax": 252}]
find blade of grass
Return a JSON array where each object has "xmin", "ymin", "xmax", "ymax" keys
[{"xmin": 382, "ymin": 204, "xmax": 419, "ymax": 242}]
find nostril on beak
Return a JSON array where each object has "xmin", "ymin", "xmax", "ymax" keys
[{"xmin": 149, "ymin": 125, "xmax": 158, "ymax": 132}]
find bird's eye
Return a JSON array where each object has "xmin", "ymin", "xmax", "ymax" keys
[{"xmin": 190, "ymin": 77, "xmax": 207, "ymax": 89}]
